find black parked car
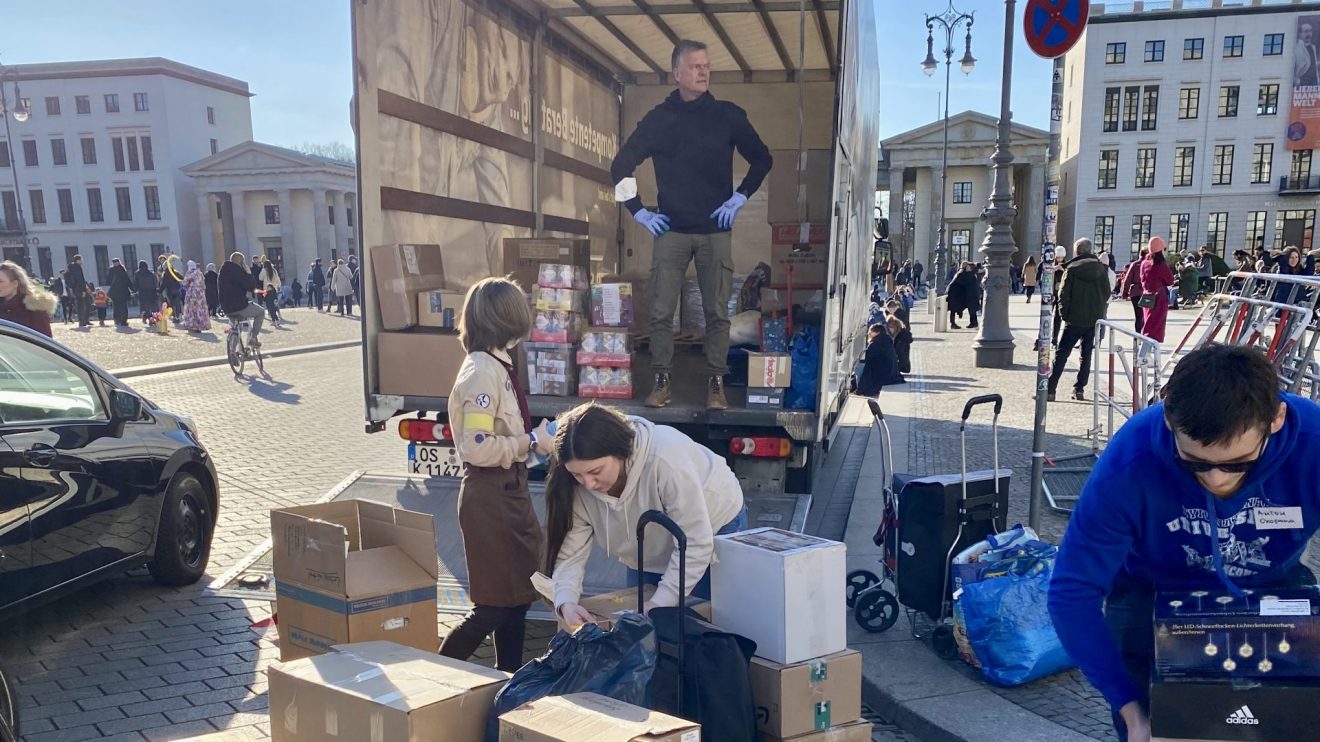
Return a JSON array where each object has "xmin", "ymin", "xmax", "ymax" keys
[{"xmin": 0, "ymin": 318, "xmax": 218, "ymax": 618}]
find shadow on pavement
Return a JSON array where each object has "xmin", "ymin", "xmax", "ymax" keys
[{"xmin": 246, "ymin": 378, "xmax": 301, "ymax": 405}]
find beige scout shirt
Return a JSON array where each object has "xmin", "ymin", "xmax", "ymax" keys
[{"xmin": 447, "ymin": 349, "xmax": 531, "ymax": 469}]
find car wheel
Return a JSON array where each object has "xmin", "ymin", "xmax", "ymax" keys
[{"xmin": 148, "ymin": 472, "xmax": 213, "ymax": 586}]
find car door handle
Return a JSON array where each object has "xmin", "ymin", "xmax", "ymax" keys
[{"xmin": 23, "ymin": 443, "xmax": 59, "ymax": 467}]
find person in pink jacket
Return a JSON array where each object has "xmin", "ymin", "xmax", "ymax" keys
[{"xmin": 1139, "ymin": 236, "xmax": 1176, "ymax": 343}]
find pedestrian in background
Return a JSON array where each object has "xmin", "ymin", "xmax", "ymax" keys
[
  {"xmin": 913, "ymin": 260, "xmax": 925, "ymax": 288},
  {"xmin": 91, "ymin": 284, "xmax": 109, "ymax": 326},
  {"xmin": 947, "ymin": 261, "xmax": 981, "ymax": 329},
  {"xmin": 307, "ymin": 258, "xmax": 326, "ymax": 310},
  {"xmin": 204, "ymin": 263, "xmax": 220, "ymax": 317},
  {"xmin": 179, "ymin": 260, "xmax": 211, "ymax": 333},
  {"xmin": 159, "ymin": 255, "xmax": 182, "ymax": 317},
  {"xmin": 1121, "ymin": 249, "xmax": 1148, "ymax": 335},
  {"xmin": 0, "ymin": 260, "xmax": 57, "ymax": 337},
  {"xmin": 291, "ymin": 279, "xmax": 303, "ymax": 308},
  {"xmin": 347, "ymin": 254, "xmax": 361, "ymax": 308},
  {"xmin": 135, "ymin": 261, "xmax": 159, "ymax": 323},
  {"xmin": 888, "ymin": 315, "xmax": 913, "ymax": 374},
  {"xmin": 107, "ymin": 258, "xmax": 134, "ymax": 327},
  {"xmin": 50, "ymin": 271, "xmax": 69, "ymax": 323},
  {"xmin": 1139, "ymin": 237, "xmax": 1176, "ymax": 343},
  {"xmin": 66, "ymin": 255, "xmax": 90, "ymax": 327},
  {"xmin": 1022, "ymin": 256, "xmax": 1038, "ymax": 303},
  {"xmin": 1046, "ymin": 238, "xmax": 1111, "ymax": 403},
  {"xmin": 329, "ymin": 259, "xmax": 355, "ymax": 316},
  {"xmin": 1271, "ymin": 246, "xmax": 1315, "ymax": 306}
]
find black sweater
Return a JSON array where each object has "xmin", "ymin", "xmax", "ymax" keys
[
  {"xmin": 611, "ymin": 91, "xmax": 772, "ymax": 234},
  {"xmin": 218, "ymin": 261, "xmax": 258, "ymax": 314}
]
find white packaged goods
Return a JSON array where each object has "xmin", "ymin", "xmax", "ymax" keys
[
  {"xmin": 537, "ymin": 263, "xmax": 588, "ymax": 290},
  {"xmin": 712, "ymin": 528, "xmax": 847, "ymax": 665},
  {"xmin": 578, "ymin": 329, "xmax": 632, "ymax": 367}
]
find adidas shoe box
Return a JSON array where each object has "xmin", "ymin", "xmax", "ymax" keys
[
  {"xmin": 1154, "ymin": 586, "xmax": 1320, "ymax": 681},
  {"xmin": 1151, "ymin": 679, "xmax": 1320, "ymax": 741}
]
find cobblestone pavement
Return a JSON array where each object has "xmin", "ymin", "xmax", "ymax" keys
[{"xmin": 46, "ymin": 305, "xmax": 362, "ymax": 374}]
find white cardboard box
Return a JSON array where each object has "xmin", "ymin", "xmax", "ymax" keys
[{"xmin": 711, "ymin": 528, "xmax": 847, "ymax": 665}]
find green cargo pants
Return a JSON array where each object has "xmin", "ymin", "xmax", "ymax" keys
[{"xmin": 649, "ymin": 230, "xmax": 732, "ymax": 376}]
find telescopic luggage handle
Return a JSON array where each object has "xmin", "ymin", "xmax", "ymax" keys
[
  {"xmin": 636, "ymin": 509, "xmax": 686, "ymax": 715},
  {"xmin": 867, "ymin": 398, "xmax": 884, "ymax": 421},
  {"xmin": 960, "ymin": 394, "xmax": 1003, "ymax": 426}
]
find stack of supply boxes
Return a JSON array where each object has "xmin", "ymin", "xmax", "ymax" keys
[
  {"xmin": 526, "ymin": 263, "xmax": 588, "ymax": 397},
  {"xmin": 746, "ymin": 351, "xmax": 792, "ymax": 409},
  {"xmin": 712, "ymin": 528, "xmax": 870, "ymax": 742},
  {"xmin": 579, "ymin": 282, "xmax": 635, "ymax": 399}
]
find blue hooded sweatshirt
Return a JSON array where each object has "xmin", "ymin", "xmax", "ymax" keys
[{"xmin": 1048, "ymin": 393, "xmax": 1320, "ymax": 712}]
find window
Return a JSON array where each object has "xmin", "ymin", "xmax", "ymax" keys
[
  {"xmin": 1290, "ymin": 149, "xmax": 1313, "ymax": 185},
  {"xmin": 126, "ymin": 136, "xmax": 140, "ymax": 171},
  {"xmin": 1246, "ymin": 212, "xmax": 1268, "ymax": 250},
  {"xmin": 50, "ymin": 138, "xmax": 66, "ymax": 166},
  {"xmin": 206, "ymin": 106, "xmax": 215, "ymax": 125},
  {"xmin": 104, "ymin": 94, "xmax": 119, "ymax": 113},
  {"xmin": 1223, "ymin": 35, "xmax": 1244, "ymax": 58},
  {"xmin": 1218, "ymin": 85, "xmax": 1240, "ymax": 117},
  {"xmin": 1145, "ymin": 40, "xmax": 1165, "ymax": 62},
  {"xmin": 133, "ymin": 92, "xmax": 148, "ymax": 112},
  {"xmin": 93, "ymin": 245, "xmax": 109, "ymax": 285},
  {"xmin": 86, "ymin": 188, "xmax": 103, "ymax": 223},
  {"xmin": 1174, "ymin": 146, "xmax": 1196, "ymax": 186},
  {"xmin": 347, "ymin": 207, "xmax": 354, "ymax": 227},
  {"xmin": 1094, "ymin": 216, "xmax": 1116, "ymax": 253},
  {"xmin": 1123, "ymin": 86, "xmax": 1140, "ymax": 131},
  {"xmin": 22, "ymin": 140, "xmax": 37, "ymax": 167},
  {"xmin": 1264, "ymin": 33, "xmax": 1285, "ymax": 56},
  {"xmin": 29, "ymin": 190, "xmax": 45, "ymax": 224},
  {"xmin": 1252, "ymin": 143, "xmax": 1274, "ymax": 184},
  {"xmin": 1184, "ymin": 38, "xmax": 1204, "ymax": 60},
  {"xmin": 209, "ymin": 139, "xmax": 218, "ymax": 155},
  {"xmin": 1179, "ymin": 87, "xmax": 1200, "ymax": 119},
  {"xmin": 216, "ymin": 201, "xmax": 223, "ymax": 220},
  {"xmin": 1097, "ymin": 149, "xmax": 1120, "ymax": 189},
  {"xmin": 144, "ymin": 186, "xmax": 160, "ymax": 221},
  {"xmin": 328, "ymin": 205, "xmax": 335, "ymax": 225},
  {"xmin": 0, "ymin": 192, "xmax": 16, "ymax": 230},
  {"xmin": 142, "ymin": 136, "xmax": 153, "ymax": 171},
  {"xmin": 1274, "ymin": 210, "xmax": 1317, "ymax": 250},
  {"xmin": 1212, "ymin": 144, "xmax": 1234, "ymax": 185},
  {"xmin": 44, "ymin": 97, "xmax": 60, "ymax": 116},
  {"xmin": 1135, "ymin": 148, "xmax": 1157, "ymax": 188},
  {"xmin": 56, "ymin": 188, "xmax": 74, "ymax": 224},
  {"xmin": 0, "ymin": 141, "xmax": 8, "ymax": 168},
  {"xmin": 75, "ymin": 95, "xmax": 90, "ymax": 114},
  {"xmin": 1106, "ymin": 43, "xmax": 1127, "ymax": 64},
  {"xmin": 36, "ymin": 247, "xmax": 51, "ymax": 280},
  {"xmin": 150, "ymin": 244, "xmax": 166, "ymax": 264},
  {"xmin": 122, "ymin": 244, "xmax": 137, "ymax": 271},
  {"xmin": 1103, "ymin": 87, "xmax": 1121, "ymax": 132},
  {"xmin": 0, "ymin": 339, "xmax": 106, "ymax": 424},
  {"xmin": 64, "ymin": 246, "xmax": 77, "ymax": 270},
  {"xmin": 1206, "ymin": 213, "xmax": 1228, "ymax": 254},
  {"xmin": 1170, "ymin": 213, "xmax": 1191, "ymax": 253},
  {"xmin": 264, "ymin": 204, "xmax": 281, "ymax": 224},
  {"xmin": 111, "ymin": 137, "xmax": 125, "ymax": 172},
  {"xmin": 115, "ymin": 186, "xmax": 132, "ymax": 221},
  {"xmin": 1142, "ymin": 86, "xmax": 1160, "ymax": 130},
  {"xmin": 1131, "ymin": 215, "xmax": 1153, "ymax": 256},
  {"xmin": 952, "ymin": 182, "xmax": 972, "ymax": 204},
  {"xmin": 1258, "ymin": 83, "xmax": 1280, "ymax": 115}
]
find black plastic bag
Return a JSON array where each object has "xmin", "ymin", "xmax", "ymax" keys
[{"xmin": 485, "ymin": 612, "xmax": 657, "ymax": 741}]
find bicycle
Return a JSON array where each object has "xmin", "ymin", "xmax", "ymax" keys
[
  {"xmin": 0, "ymin": 662, "xmax": 17, "ymax": 742},
  {"xmin": 225, "ymin": 317, "xmax": 264, "ymax": 376}
]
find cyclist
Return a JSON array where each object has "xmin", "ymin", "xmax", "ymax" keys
[{"xmin": 218, "ymin": 251, "xmax": 265, "ymax": 349}]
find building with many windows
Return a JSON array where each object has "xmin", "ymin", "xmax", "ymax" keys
[{"xmin": 1057, "ymin": 1, "xmax": 1319, "ymax": 261}]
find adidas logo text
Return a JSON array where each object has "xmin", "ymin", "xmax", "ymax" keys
[{"xmin": 1225, "ymin": 705, "xmax": 1260, "ymax": 725}]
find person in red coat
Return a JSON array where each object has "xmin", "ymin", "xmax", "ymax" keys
[
  {"xmin": 1138, "ymin": 237, "xmax": 1176, "ymax": 343},
  {"xmin": 0, "ymin": 260, "xmax": 57, "ymax": 337}
]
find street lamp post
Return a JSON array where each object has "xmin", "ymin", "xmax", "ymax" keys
[
  {"xmin": 922, "ymin": 1, "xmax": 975, "ymax": 296},
  {"xmin": 971, "ymin": 0, "xmax": 1018, "ymax": 368},
  {"xmin": 0, "ymin": 64, "xmax": 31, "ymax": 272}
]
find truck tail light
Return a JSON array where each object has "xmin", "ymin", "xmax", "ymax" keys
[
  {"xmin": 730, "ymin": 437, "xmax": 791, "ymax": 458},
  {"xmin": 398, "ymin": 419, "xmax": 451, "ymax": 442}
]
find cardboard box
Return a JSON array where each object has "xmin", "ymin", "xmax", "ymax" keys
[
  {"xmin": 371, "ymin": 244, "xmax": 452, "ymax": 330},
  {"xmin": 534, "ymin": 286, "xmax": 588, "ymax": 313},
  {"xmin": 1150, "ymin": 679, "xmax": 1320, "ymax": 741},
  {"xmin": 601, "ymin": 274, "xmax": 679, "ymax": 337},
  {"xmin": 768, "ymin": 149, "xmax": 833, "ymax": 224},
  {"xmin": 532, "ymin": 309, "xmax": 585, "ymax": 344},
  {"xmin": 537, "ymin": 263, "xmax": 589, "ymax": 290},
  {"xmin": 417, "ymin": 289, "xmax": 465, "ymax": 329},
  {"xmin": 271, "ymin": 500, "xmax": 439, "ymax": 661},
  {"xmin": 503, "ymin": 238, "xmax": 591, "ymax": 291},
  {"xmin": 712, "ymin": 528, "xmax": 847, "ymax": 665},
  {"xmin": 749, "ymin": 650, "xmax": 862, "ymax": 739},
  {"xmin": 562, "ymin": 586, "xmax": 712, "ymax": 633},
  {"xmin": 377, "ymin": 331, "xmax": 465, "ymax": 398},
  {"xmin": 525, "ymin": 342, "xmax": 577, "ymax": 396},
  {"xmin": 769, "ymin": 229, "xmax": 829, "ymax": 289},
  {"xmin": 498, "ymin": 692, "xmax": 700, "ymax": 742},
  {"xmin": 746, "ymin": 387, "xmax": 785, "ymax": 409},
  {"xmin": 748, "ymin": 352, "xmax": 792, "ymax": 388},
  {"xmin": 1154, "ymin": 587, "xmax": 1320, "ymax": 681},
  {"xmin": 578, "ymin": 328, "xmax": 633, "ymax": 367},
  {"xmin": 778, "ymin": 720, "xmax": 873, "ymax": 742},
  {"xmin": 579, "ymin": 367, "xmax": 633, "ymax": 400},
  {"xmin": 592, "ymin": 283, "xmax": 635, "ymax": 328},
  {"xmin": 268, "ymin": 641, "xmax": 507, "ymax": 742}
]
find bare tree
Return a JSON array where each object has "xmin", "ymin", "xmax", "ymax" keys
[{"xmin": 289, "ymin": 141, "xmax": 356, "ymax": 163}]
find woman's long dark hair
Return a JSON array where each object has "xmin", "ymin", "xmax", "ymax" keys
[
  {"xmin": 1152, "ymin": 251, "xmax": 1167, "ymax": 266},
  {"xmin": 543, "ymin": 403, "xmax": 635, "ymax": 575}
]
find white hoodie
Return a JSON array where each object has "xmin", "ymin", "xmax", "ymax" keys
[{"xmin": 552, "ymin": 417, "xmax": 744, "ymax": 610}]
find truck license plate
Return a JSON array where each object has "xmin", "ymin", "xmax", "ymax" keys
[{"xmin": 408, "ymin": 442, "xmax": 462, "ymax": 478}]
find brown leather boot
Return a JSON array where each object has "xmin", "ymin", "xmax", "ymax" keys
[
  {"xmin": 645, "ymin": 373, "xmax": 672, "ymax": 408},
  {"xmin": 707, "ymin": 375, "xmax": 729, "ymax": 411}
]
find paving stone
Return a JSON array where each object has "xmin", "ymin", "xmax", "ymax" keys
[
  {"xmin": 144, "ymin": 720, "xmax": 221, "ymax": 741},
  {"xmin": 166, "ymin": 701, "xmax": 239, "ymax": 725},
  {"xmin": 52, "ymin": 705, "xmax": 126, "ymax": 729},
  {"xmin": 74, "ymin": 689, "xmax": 147, "ymax": 711},
  {"xmin": 142, "ymin": 681, "xmax": 213, "ymax": 701},
  {"xmin": 96, "ymin": 711, "xmax": 170, "ymax": 735}
]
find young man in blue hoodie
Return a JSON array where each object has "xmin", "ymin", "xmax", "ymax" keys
[{"xmin": 1050, "ymin": 344, "xmax": 1320, "ymax": 742}]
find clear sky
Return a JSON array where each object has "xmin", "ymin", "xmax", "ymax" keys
[{"xmin": 6, "ymin": 0, "xmax": 1053, "ymax": 148}]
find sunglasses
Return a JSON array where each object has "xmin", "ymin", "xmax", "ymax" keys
[{"xmin": 1173, "ymin": 435, "xmax": 1268, "ymax": 475}]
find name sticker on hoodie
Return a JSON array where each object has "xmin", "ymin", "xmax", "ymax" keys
[{"xmin": 1254, "ymin": 506, "xmax": 1303, "ymax": 530}]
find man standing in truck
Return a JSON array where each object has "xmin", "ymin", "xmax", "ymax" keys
[{"xmin": 611, "ymin": 39, "xmax": 773, "ymax": 410}]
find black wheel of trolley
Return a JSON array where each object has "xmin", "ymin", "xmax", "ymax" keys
[
  {"xmin": 846, "ymin": 569, "xmax": 881, "ymax": 608},
  {"xmin": 853, "ymin": 589, "xmax": 899, "ymax": 633},
  {"xmin": 0, "ymin": 662, "xmax": 18, "ymax": 742},
  {"xmin": 931, "ymin": 624, "xmax": 958, "ymax": 659},
  {"xmin": 226, "ymin": 332, "xmax": 244, "ymax": 375}
]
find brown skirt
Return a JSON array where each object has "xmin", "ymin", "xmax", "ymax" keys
[{"xmin": 458, "ymin": 463, "xmax": 543, "ymax": 607}]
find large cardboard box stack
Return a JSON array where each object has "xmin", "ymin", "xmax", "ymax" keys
[
  {"xmin": 578, "ymin": 328, "xmax": 633, "ymax": 399},
  {"xmin": 371, "ymin": 244, "xmax": 452, "ymax": 330},
  {"xmin": 416, "ymin": 288, "xmax": 465, "ymax": 329},
  {"xmin": 532, "ymin": 264, "xmax": 588, "ymax": 344},
  {"xmin": 503, "ymin": 238, "xmax": 592, "ymax": 293},
  {"xmin": 268, "ymin": 641, "xmax": 507, "ymax": 742},
  {"xmin": 746, "ymin": 352, "xmax": 792, "ymax": 409},
  {"xmin": 769, "ymin": 224, "xmax": 830, "ymax": 289},
  {"xmin": 378, "ymin": 331, "xmax": 466, "ymax": 398},
  {"xmin": 749, "ymin": 650, "xmax": 863, "ymax": 740},
  {"xmin": 525, "ymin": 342, "xmax": 576, "ymax": 396},
  {"xmin": 498, "ymin": 692, "xmax": 700, "ymax": 742},
  {"xmin": 271, "ymin": 500, "xmax": 439, "ymax": 661}
]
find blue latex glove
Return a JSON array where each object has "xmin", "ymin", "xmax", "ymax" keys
[
  {"xmin": 710, "ymin": 192, "xmax": 748, "ymax": 229},
  {"xmin": 634, "ymin": 208, "xmax": 671, "ymax": 237}
]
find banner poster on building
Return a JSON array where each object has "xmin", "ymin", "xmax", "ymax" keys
[{"xmin": 1287, "ymin": 14, "xmax": 1320, "ymax": 150}]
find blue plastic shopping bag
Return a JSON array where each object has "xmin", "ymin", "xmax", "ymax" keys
[{"xmin": 958, "ymin": 572, "xmax": 1074, "ymax": 687}]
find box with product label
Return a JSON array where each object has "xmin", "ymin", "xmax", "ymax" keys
[
  {"xmin": 600, "ymin": 274, "xmax": 679, "ymax": 336},
  {"xmin": 1154, "ymin": 586, "xmax": 1320, "ymax": 681},
  {"xmin": 591, "ymin": 282, "xmax": 635, "ymax": 328},
  {"xmin": 579, "ymin": 366, "xmax": 634, "ymax": 400},
  {"xmin": 532, "ymin": 309, "xmax": 585, "ymax": 344},
  {"xmin": 749, "ymin": 649, "xmax": 862, "ymax": 739},
  {"xmin": 748, "ymin": 352, "xmax": 792, "ymax": 388},
  {"xmin": 777, "ymin": 720, "xmax": 873, "ymax": 742},
  {"xmin": 371, "ymin": 244, "xmax": 452, "ymax": 330},
  {"xmin": 270, "ymin": 500, "xmax": 440, "ymax": 661},
  {"xmin": 537, "ymin": 262, "xmax": 589, "ymax": 291},
  {"xmin": 525, "ymin": 342, "xmax": 577, "ymax": 396},
  {"xmin": 769, "ymin": 225, "xmax": 830, "ymax": 289},
  {"xmin": 578, "ymin": 328, "xmax": 633, "ymax": 367},
  {"xmin": 711, "ymin": 528, "xmax": 847, "ymax": 665},
  {"xmin": 534, "ymin": 286, "xmax": 588, "ymax": 313},
  {"xmin": 377, "ymin": 331, "xmax": 465, "ymax": 398},
  {"xmin": 268, "ymin": 640, "xmax": 508, "ymax": 742},
  {"xmin": 416, "ymin": 289, "xmax": 465, "ymax": 329},
  {"xmin": 1150, "ymin": 678, "xmax": 1320, "ymax": 742},
  {"xmin": 503, "ymin": 238, "xmax": 591, "ymax": 292},
  {"xmin": 745, "ymin": 387, "xmax": 785, "ymax": 409},
  {"xmin": 498, "ymin": 692, "xmax": 700, "ymax": 742}
]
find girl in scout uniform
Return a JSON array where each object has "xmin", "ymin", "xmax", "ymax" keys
[{"xmin": 440, "ymin": 277, "xmax": 553, "ymax": 671}]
